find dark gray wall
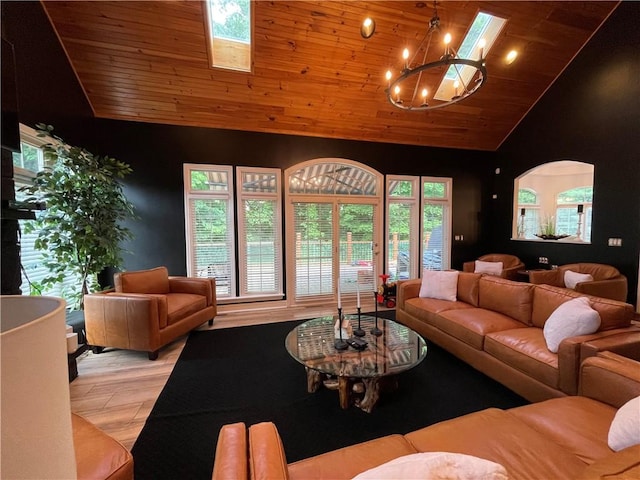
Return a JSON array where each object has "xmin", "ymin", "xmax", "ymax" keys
[{"xmin": 489, "ymin": 1, "xmax": 640, "ymax": 305}]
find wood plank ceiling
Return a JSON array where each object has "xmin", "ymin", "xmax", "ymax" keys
[{"xmin": 42, "ymin": 1, "xmax": 618, "ymax": 151}]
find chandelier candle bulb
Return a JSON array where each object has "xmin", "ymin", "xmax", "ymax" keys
[
  {"xmin": 478, "ymin": 38, "xmax": 486, "ymax": 59},
  {"xmin": 402, "ymin": 48, "xmax": 410, "ymax": 69}
]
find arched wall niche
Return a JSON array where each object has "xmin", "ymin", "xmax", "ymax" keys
[{"xmin": 512, "ymin": 160, "xmax": 594, "ymax": 244}]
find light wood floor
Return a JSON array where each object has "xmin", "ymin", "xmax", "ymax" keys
[{"xmin": 70, "ymin": 301, "xmax": 386, "ymax": 450}]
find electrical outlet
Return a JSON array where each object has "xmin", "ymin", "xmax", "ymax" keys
[
  {"xmin": 608, "ymin": 238, "xmax": 622, "ymax": 247},
  {"xmin": 538, "ymin": 257, "xmax": 549, "ymax": 264}
]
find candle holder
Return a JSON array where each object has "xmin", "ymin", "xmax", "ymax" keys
[
  {"xmin": 576, "ymin": 206, "xmax": 584, "ymax": 242},
  {"xmin": 371, "ymin": 292, "xmax": 382, "ymax": 336},
  {"xmin": 334, "ymin": 308, "xmax": 349, "ymax": 350},
  {"xmin": 353, "ymin": 307, "xmax": 365, "ymax": 337}
]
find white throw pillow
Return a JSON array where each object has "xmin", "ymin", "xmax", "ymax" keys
[
  {"xmin": 352, "ymin": 452, "xmax": 508, "ymax": 480},
  {"xmin": 564, "ymin": 270, "xmax": 594, "ymax": 289},
  {"xmin": 474, "ymin": 260, "xmax": 503, "ymax": 276},
  {"xmin": 608, "ymin": 396, "xmax": 640, "ymax": 452},
  {"xmin": 419, "ymin": 270, "xmax": 459, "ymax": 302},
  {"xmin": 543, "ymin": 297, "xmax": 601, "ymax": 353}
]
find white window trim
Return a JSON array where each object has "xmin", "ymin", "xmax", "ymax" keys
[
  {"xmin": 235, "ymin": 166, "xmax": 283, "ymax": 301},
  {"xmin": 386, "ymin": 175, "xmax": 420, "ymax": 280},
  {"xmin": 183, "ymin": 163, "xmax": 237, "ymax": 298},
  {"xmin": 421, "ymin": 176, "xmax": 453, "ymax": 272}
]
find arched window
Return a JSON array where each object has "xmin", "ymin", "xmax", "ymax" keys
[{"xmin": 556, "ymin": 186, "xmax": 593, "ymax": 242}]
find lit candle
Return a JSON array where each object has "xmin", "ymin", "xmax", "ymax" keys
[
  {"xmin": 356, "ymin": 282, "xmax": 361, "ymax": 308},
  {"xmin": 337, "ymin": 281, "xmax": 341, "ymax": 309},
  {"xmin": 402, "ymin": 48, "xmax": 409, "ymax": 69},
  {"xmin": 394, "ymin": 85, "xmax": 401, "ymax": 102},
  {"xmin": 385, "ymin": 70, "xmax": 392, "ymax": 87}
]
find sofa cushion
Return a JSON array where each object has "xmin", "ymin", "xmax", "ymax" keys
[
  {"xmin": 419, "ymin": 270, "xmax": 459, "ymax": 301},
  {"xmin": 532, "ymin": 284, "xmax": 632, "ymax": 330},
  {"xmin": 456, "ymin": 273, "xmax": 482, "ymax": 307},
  {"xmin": 116, "ymin": 266, "xmax": 170, "ymax": 294},
  {"xmin": 405, "ymin": 297, "xmax": 474, "ymax": 318},
  {"xmin": 510, "ymin": 396, "xmax": 616, "ymax": 464},
  {"xmin": 405, "ymin": 408, "xmax": 589, "ymax": 480},
  {"xmin": 485, "ymin": 328, "xmax": 559, "ymax": 389},
  {"xmin": 608, "ymin": 396, "xmax": 640, "ymax": 452},
  {"xmin": 166, "ymin": 293, "xmax": 207, "ymax": 326},
  {"xmin": 543, "ymin": 297, "xmax": 601, "ymax": 353},
  {"xmin": 478, "ymin": 276, "xmax": 535, "ymax": 325},
  {"xmin": 564, "ymin": 270, "xmax": 594, "ymax": 289},
  {"xmin": 352, "ymin": 452, "xmax": 508, "ymax": 480},
  {"xmin": 436, "ymin": 308, "xmax": 526, "ymax": 350}
]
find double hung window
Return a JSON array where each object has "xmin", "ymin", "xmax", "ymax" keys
[{"xmin": 183, "ymin": 164, "xmax": 283, "ymax": 301}]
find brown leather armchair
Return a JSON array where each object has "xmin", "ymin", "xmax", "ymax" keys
[
  {"xmin": 462, "ymin": 254, "xmax": 525, "ymax": 281},
  {"xmin": 528, "ymin": 263, "xmax": 628, "ymax": 302},
  {"xmin": 84, "ymin": 266, "xmax": 217, "ymax": 360}
]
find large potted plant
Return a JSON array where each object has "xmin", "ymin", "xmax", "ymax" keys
[{"xmin": 21, "ymin": 124, "xmax": 135, "ymax": 309}]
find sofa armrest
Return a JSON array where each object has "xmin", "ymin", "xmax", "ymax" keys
[
  {"xmin": 72, "ymin": 413, "xmax": 133, "ymax": 480},
  {"xmin": 169, "ymin": 277, "xmax": 217, "ymax": 307},
  {"xmin": 528, "ymin": 269, "xmax": 562, "ymax": 286},
  {"xmin": 579, "ymin": 351, "xmax": 640, "ymax": 408},
  {"xmin": 212, "ymin": 423, "xmax": 248, "ymax": 480},
  {"xmin": 248, "ymin": 422, "xmax": 290, "ymax": 480},
  {"xmin": 580, "ymin": 330, "xmax": 640, "ymax": 363},
  {"xmin": 501, "ymin": 263, "xmax": 525, "ymax": 281},
  {"xmin": 84, "ymin": 293, "xmax": 163, "ymax": 350},
  {"xmin": 574, "ymin": 277, "xmax": 628, "ymax": 302},
  {"xmin": 557, "ymin": 328, "xmax": 640, "ymax": 395},
  {"xmin": 396, "ymin": 279, "xmax": 422, "ymax": 311},
  {"xmin": 578, "ymin": 445, "xmax": 640, "ymax": 480}
]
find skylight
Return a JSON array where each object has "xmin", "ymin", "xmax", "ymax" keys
[
  {"xmin": 434, "ymin": 11, "xmax": 506, "ymax": 101},
  {"xmin": 205, "ymin": 0, "xmax": 252, "ymax": 72}
]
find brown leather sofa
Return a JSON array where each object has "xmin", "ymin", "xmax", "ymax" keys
[
  {"xmin": 84, "ymin": 266, "xmax": 217, "ymax": 359},
  {"xmin": 528, "ymin": 262, "xmax": 628, "ymax": 302},
  {"xmin": 73, "ymin": 412, "xmax": 133, "ymax": 480},
  {"xmin": 212, "ymin": 352, "xmax": 640, "ymax": 480},
  {"xmin": 396, "ymin": 273, "xmax": 639, "ymax": 401},
  {"xmin": 462, "ymin": 253, "xmax": 525, "ymax": 280}
]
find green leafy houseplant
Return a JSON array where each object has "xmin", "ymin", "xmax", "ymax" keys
[{"xmin": 21, "ymin": 124, "xmax": 135, "ymax": 309}]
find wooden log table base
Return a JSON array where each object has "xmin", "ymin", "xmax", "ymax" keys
[{"xmin": 305, "ymin": 367, "xmax": 398, "ymax": 413}]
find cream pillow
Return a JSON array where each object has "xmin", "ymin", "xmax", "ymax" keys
[
  {"xmin": 352, "ymin": 452, "xmax": 508, "ymax": 480},
  {"xmin": 564, "ymin": 270, "xmax": 594, "ymax": 289},
  {"xmin": 543, "ymin": 297, "xmax": 601, "ymax": 353},
  {"xmin": 608, "ymin": 396, "xmax": 640, "ymax": 452},
  {"xmin": 474, "ymin": 260, "xmax": 503, "ymax": 276},
  {"xmin": 419, "ymin": 270, "xmax": 459, "ymax": 301}
]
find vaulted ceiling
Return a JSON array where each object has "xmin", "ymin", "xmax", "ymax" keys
[{"xmin": 42, "ymin": 1, "xmax": 618, "ymax": 151}]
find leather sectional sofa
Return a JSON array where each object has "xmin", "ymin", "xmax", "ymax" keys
[
  {"xmin": 396, "ymin": 273, "xmax": 639, "ymax": 402},
  {"xmin": 212, "ymin": 352, "xmax": 640, "ymax": 480}
]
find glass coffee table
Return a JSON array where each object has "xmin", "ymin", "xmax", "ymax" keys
[{"xmin": 285, "ymin": 315, "xmax": 427, "ymax": 413}]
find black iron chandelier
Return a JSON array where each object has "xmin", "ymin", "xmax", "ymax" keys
[{"xmin": 383, "ymin": 3, "xmax": 487, "ymax": 111}]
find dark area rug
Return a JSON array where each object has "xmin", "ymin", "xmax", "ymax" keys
[{"xmin": 131, "ymin": 311, "xmax": 528, "ymax": 480}]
